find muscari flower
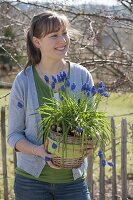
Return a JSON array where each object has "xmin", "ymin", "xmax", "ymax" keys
[
  {"xmin": 98, "ymin": 150, "xmax": 103, "ymax": 158},
  {"xmin": 107, "ymin": 161, "xmax": 114, "ymax": 167},
  {"xmin": 60, "ymin": 72, "xmax": 65, "ymax": 81},
  {"xmin": 17, "ymin": 101, "xmax": 23, "ymax": 108},
  {"xmin": 51, "ymin": 82, "xmax": 55, "ymax": 89},
  {"xmin": 66, "ymin": 79, "xmax": 70, "ymax": 87},
  {"xmin": 82, "ymin": 83, "xmax": 87, "ymax": 91},
  {"xmin": 91, "ymin": 86, "xmax": 96, "ymax": 95},
  {"xmin": 98, "ymin": 81, "xmax": 105, "ymax": 88},
  {"xmin": 102, "ymin": 159, "xmax": 106, "ymax": 167},
  {"xmin": 97, "ymin": 87, "xmax": 105, "ymax": 94},
  {"xmin": 44, "ymin": 75, "xmax": 49, "ymax": 83},
  {"xmin": 101, "ymin": 92, "xmax": 109, "ymax": 97},
  {"xmin": 85, "ymin": 83, "xmax": 91, "ymax": 91},
  {"xmin": 57, "ymin": 74, "xmax": 62, "ymax": 83},
  {"xmin": 62, "ymin": 71, "xmax": 67, "ymax": 79},
  {"xmin": 52, "ymin": 75, "xmax": 57, "ymax": 83},
  {"xmin": 76, "ymin": 126, "xmax": 83, "ymax": 133},
  {"xmin": 52, "ymin": 143, "xmax": 57, "ymax": 149},
  {"xmin": 71, "ymin": 83, "xmax": 76, "ymax": 90},
  {"xmin": 61, "ymin": 85, "xmax": 66, "ymax": 92},
  {"xmin": 60, "ymin": 96, "xmax": 64, "ymax": 101},
  {"xmin": 45, "ymin": 156, "xmax": 51, "ymax": 161}
]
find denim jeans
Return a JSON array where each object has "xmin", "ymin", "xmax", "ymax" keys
[{"xmin": 14, "ymin": 174, "xmax": 91, "ymax": 200}]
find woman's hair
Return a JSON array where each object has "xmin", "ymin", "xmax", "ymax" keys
[{"xmin": 25, "ymin": 11, "xmax": 70, "ymax": 68}]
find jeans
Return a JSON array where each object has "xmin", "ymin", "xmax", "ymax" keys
[{"xmin": 14, "ymin": 174, "xmax": 91, "ymax": 200}]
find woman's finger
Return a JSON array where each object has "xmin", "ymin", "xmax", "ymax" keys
[{"xmin": 47, "ymin": 160, "xmax": 61, "ymax": 169}]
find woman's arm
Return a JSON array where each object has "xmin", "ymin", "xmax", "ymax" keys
[
  {"xmin": 8, "ymin": 73, "xmax": 60, "ymax": 169},
  {"xmin": 15, "ymin": 139, "xmax": 54, "ymax": 158}
]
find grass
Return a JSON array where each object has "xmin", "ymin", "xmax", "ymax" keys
[{"xmin": 0, "ymin": 89, "xmax": 133, "ymax": 199}]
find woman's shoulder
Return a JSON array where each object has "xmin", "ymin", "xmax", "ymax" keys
[
  {"xmin": 70, "ymin": 61, "xmax": 91, "ymax": 75},
  {"xmin": 69, "ymin": 61, "xmax": 94, "ymax": 85},
  {"xmin": 14, "ymin": 66, "xmax": 32, "ymax": 82},
  {"xmin": 12, "ymin": 66, "xmax": 32, "ymax": 90}
]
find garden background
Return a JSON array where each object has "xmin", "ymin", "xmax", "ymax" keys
[{"xmin": 0, "ymin": 0, "xmax": 133, "ymax": 199}]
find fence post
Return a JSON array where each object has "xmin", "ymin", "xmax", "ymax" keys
[
  {"xmin": 87, "ymin": 155, "xmax": 93, "ymax": 198},
  {"xmin": 121, "ymin": 118, "xmax": 127, "ymax": 200},
  {"xmin": 99, "ymin": 143, "xmax": 105, "ymax": 200},
  {"xmin": 111, "ymin": 117, "xmax": 117, "ymax": 200},
  {"xmin": 1, "ymin": 106, "xmax": 9, "ymax": 200}
]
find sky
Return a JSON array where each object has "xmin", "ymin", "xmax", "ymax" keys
[{"xmin": 22, "ymin": 0, "xmax": 120, "ymax": 6}]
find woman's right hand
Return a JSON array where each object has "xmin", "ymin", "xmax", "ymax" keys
[{"xmin": 32, "ymin": 145, "xmax": 61, "ymax": 169}]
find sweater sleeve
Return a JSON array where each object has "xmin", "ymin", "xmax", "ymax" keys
[{"xmin": 7, "ymin": 73, "xmax": 27, "ymax": 149}]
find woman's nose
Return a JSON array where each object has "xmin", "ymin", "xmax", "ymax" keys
[{"xmin": 58, "ymin": 35, "xmax": 67, "ymax": 43}]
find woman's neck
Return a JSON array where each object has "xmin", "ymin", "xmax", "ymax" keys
[{"xmin": 36, "ymin": 59, "xmax": 68, "ymax": 76}]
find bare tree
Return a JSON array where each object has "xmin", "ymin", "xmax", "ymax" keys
[{"xmin": 0, "ymin": 0, "xmax": 133, "ymax": 91}]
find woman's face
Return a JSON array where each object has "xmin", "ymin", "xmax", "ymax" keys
[{"xmin": 33, "ymin": 27, "xmax": 70, "ymax": 62}]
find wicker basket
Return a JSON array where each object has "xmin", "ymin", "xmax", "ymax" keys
[{"xmin": 45, "ymin": 130, "xmax": 93, "ymax": 169}]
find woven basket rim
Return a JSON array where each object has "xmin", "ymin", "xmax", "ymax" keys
[{"xmin": 49, "ymin": 130, "xmax": 87, "ymax": 145}]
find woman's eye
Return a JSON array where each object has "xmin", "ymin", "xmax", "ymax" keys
[
  {"xmin": 51, "ymin": 34, "xmax": 58, "ymax": 38},
  {"xmin": 63, "ymin": 32, "xmax": 67, "ymax": 35}
]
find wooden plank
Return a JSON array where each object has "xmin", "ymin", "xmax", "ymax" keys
[
  {"xmin": 111, "ymin": 117, "xmax": 117, "ymax": 200},
  {"xmin": 99, "ymin": 157, "xmax": 105, "ymax": 200},
  {"xmin": 87, "ymin": 155, "xmax": 93, "ymax": 198},
  {"xmin": 121, "ymin": 118, "xmax": 127, "ymax": 200},
  {"xmin": 0, "ymin": 81, "xmax": 12, "ymax": 88},
  {"xmin": 1, "ymin": 107, "xmax": 9, "ymax": 200},
  {"xmin": 99, "ymin": 143, "xmax": 105, "ymax": 200}
]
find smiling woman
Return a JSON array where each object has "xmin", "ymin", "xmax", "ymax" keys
[{"xmin": 8, "ymin": 11, "xmax": 93, "ymax": 200}]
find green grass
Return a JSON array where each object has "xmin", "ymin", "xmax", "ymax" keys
[
  {"xmin": 0, "ymin": 89, "xmax": 133, "ymax": 198},
  {"xmin": 0, "ymin": 88, "xmax": 10, "ymax": 108},
  {"xmin": 95, "ymin": 92, "xmax": 133, "ymax": 181},
  {"xmin": 105, "ymin": 92, "xmax": 133, "ymax": 122}
]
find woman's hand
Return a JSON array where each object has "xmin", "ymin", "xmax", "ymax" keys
[{"xmin": 32, "ymin": 145, "xmax": 61, "ymax": 169}]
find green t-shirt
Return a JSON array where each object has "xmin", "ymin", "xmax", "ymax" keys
[{"xmin": 16, "ymin": 65, "xmax": 84, "ymax": 183}]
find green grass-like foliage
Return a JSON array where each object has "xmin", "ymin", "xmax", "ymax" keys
[{"xmin": 38, "ymin": 72, "xmax": 111, "ymax": 155}]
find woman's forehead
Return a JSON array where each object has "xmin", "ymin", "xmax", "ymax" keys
[{"xmin": 53, "ymin": 26, "xmax": 67, "ymax": 33}]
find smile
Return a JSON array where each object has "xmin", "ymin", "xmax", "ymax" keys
[{"xmin": 55, "ymin": 46, "xmax": 66, "ymax": 51}]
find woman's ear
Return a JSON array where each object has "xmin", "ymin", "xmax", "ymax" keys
[{"xmin": 32, "ymin": 36, "xmax": 41, "ymax": 48}]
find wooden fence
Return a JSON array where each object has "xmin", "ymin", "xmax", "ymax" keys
[{"xmin": 0, "ymin": 106, "xmax": 133, "ymax": 200}]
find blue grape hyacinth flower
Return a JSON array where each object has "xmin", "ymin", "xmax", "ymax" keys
[
  {"xmin": 98, "ymin": 150, "xmax": 103, "ymax": 158},
  {"xmin": 107, "ymin": 161, "xmax": 114, "ymax": 167},
  {"xmin": 51, "ymin": 82, "xmax": 55, "ymax": 90},
  {"xmin": 98, "ymin": 81, "xmax": 105, "ymax": 88},
  {"xmin": 66, "ymin": 79, "xmax": 70, "ymax": 87},
  {"xmin": 57, "ymin": 74, "xmax": 62, "ymax": 83},
  {"xmin": 52, "ymin": 143, "xmax": 57, "ymax": 149},
  {"xmin": 91, "ymin": 86, "xmax": 96, "ymax": 95},
  {"xmin": 71, "ymin": 83, "xmax": 76, "ymax": 91},
  {"xmin": 52, "ymin": 75, "xmax": 57, "ymax": 83},
  {"xmin": 61, "ymin": 85, "xmax": 66, "ymax": 92},
  {"xmin": 102, "ymin": 159, "xmax": 106, "ymax": 167},
  {"xmin": 60, "ymin": 96, "xmax": 64, "ymax": 101},
  {"xmin": 44, "ymin": 75, "xmax": 49, "ymax": 83},
  {"xmin": 76, "ymin": 126, "xmax": 83, "ymax": 133}
]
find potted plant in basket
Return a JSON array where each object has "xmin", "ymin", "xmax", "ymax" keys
[{"xmin": 38, "ymin": 71, "xmax": 111, "ymax": 169}]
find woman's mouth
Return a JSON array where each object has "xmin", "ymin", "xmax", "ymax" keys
[{"xmin": 55, "ymin": 46, "xmax": 66, "ymax": 51}]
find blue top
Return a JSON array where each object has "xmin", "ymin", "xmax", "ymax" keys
[{"xmin": 8, "ymin": 62, "xmax": 94, "ymax": 180}]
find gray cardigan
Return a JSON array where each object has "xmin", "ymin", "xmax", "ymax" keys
[{"xmin": 8, "ymin": 62, "xmax": 94, "ymax": 180}]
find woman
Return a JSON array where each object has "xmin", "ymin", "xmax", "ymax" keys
[{"xmin": 8, "ymin": 11, "xmax": 94, "ymax": 200}]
